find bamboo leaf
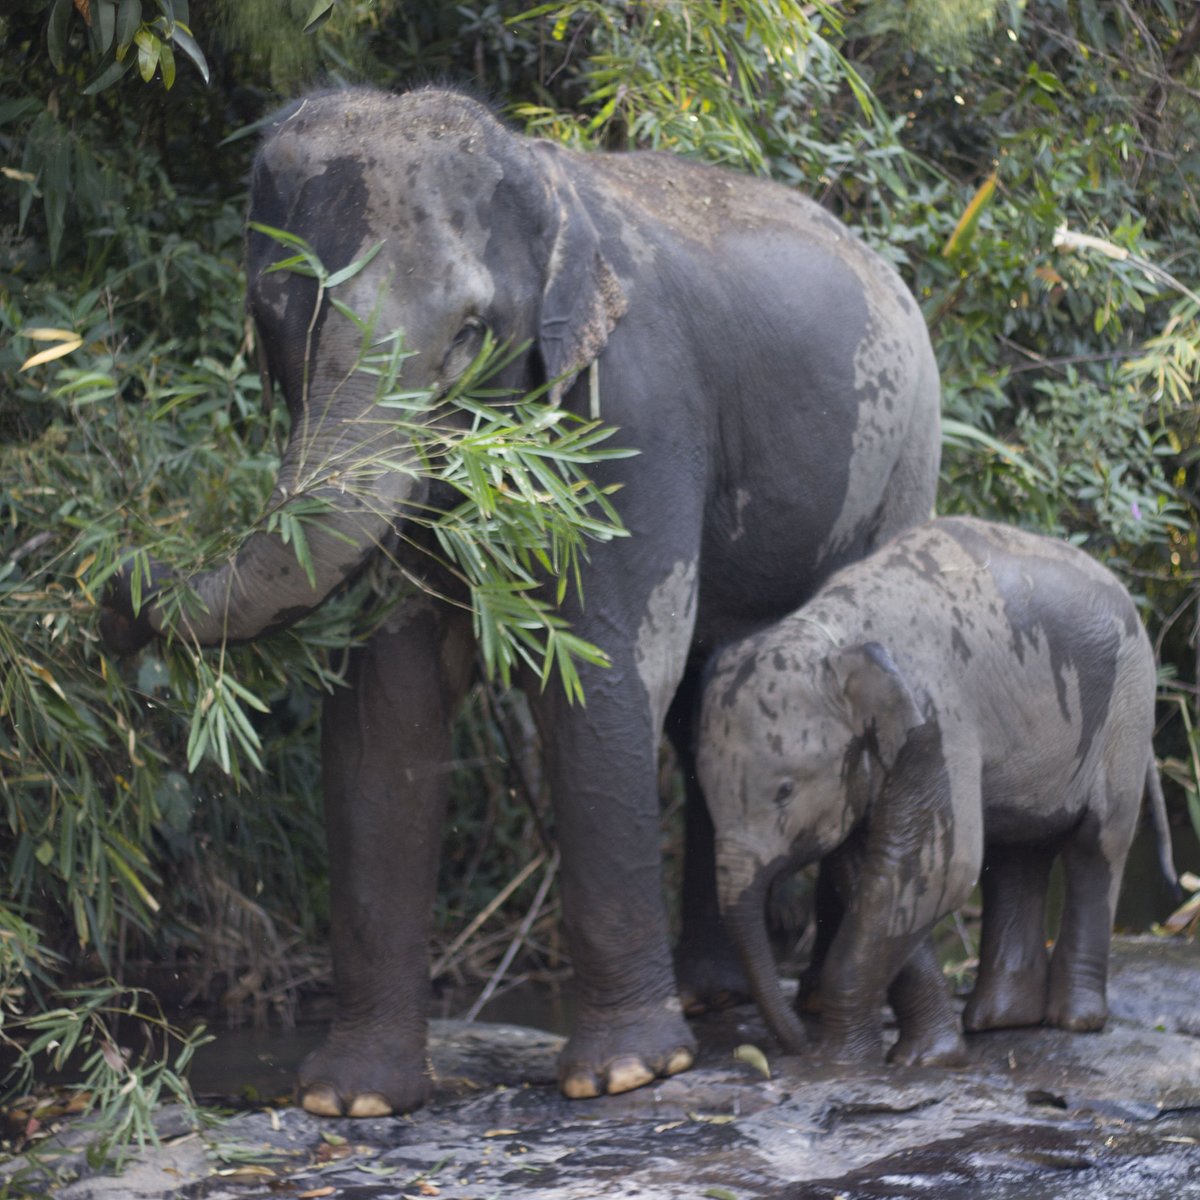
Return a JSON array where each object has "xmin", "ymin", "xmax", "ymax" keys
[
  {"xmin": 942, "ymin": 169, "xmax": 998, "ymax": 258},
  {"xmin": 48, "ymin": 0, "xmax": 74, "ymax": 72},
  {"xmin": 303, "ymin": 0, "xmax": 336, "ymax": 32},
  {"xmin": 169, "ymin": 22, "xmax": 208, "ymax": 83}
]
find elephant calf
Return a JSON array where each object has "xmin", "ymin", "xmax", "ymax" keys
[{"xmin": 698, "ymin": 516, "xmax": 1175, "ymax": 1066}]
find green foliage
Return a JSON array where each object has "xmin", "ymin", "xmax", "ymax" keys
[
  {"xmin": 41, "ymin": 0, "xmax": 209, "ymax": 93},
  {"xmin": 4, "ymin": 985, "xmax": 210, "ymax": 1168},
  {"xmin": 513, "ymin": 0, "xmax": 872, "ymax": 164}
]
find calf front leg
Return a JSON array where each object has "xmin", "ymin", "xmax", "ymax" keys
[{"xmin": 818, "ymin": 723, "xmax": 980, "ymax": 1064}]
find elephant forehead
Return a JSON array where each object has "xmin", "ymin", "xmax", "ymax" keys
[
  {"xmin": 257, "ymin": 90, "xmax": 508, "ymax": 282},
  {"xmin": 365, "ymin": 146, "xmax": 504, "ymax": 257}
]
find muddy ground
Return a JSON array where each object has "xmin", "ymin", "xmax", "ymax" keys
[{"xmin": 4, "ymin": 935, "xmax": 1198, "ymax": 1199}]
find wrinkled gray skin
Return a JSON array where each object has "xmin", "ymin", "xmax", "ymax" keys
[
  {"xmin": 699, "ymin": 517, "xmax": 1175, "ymax": 1066},
  {"xmin": 98, "ymin": 87, "xmax": 941, "ymax": 1115}
]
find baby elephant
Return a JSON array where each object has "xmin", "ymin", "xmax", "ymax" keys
[{"xmin": 698, "ymin": 516, "xmax": 1175, "ymax": 1066}]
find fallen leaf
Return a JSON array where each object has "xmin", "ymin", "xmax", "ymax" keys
[
  {"xmin": 1160, "ymin": 890, "xmax": 1200, "ymax": 935},
  {"xmin": 484, "ymin": 1128, "xmax": 518, "ymax": 1137},
  {"xmin": 297, "ymin": 1189, "xmax": 336, "ymax": 1199},
  {"xmin": 217, "ymin": 1165, "xmax": 277, "ymax": 1180},
  {"xmin": 734, "ymin": 1043, "xmax": 771, "ymax": 1079}
]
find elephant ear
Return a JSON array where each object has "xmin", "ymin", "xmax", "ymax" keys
[
  {"xmin": 825, "ymin": 642, "xmax": 924, "ymax": 771},
  {"xmin": 538, "ymin": 173, "xmax": 628, "ymax": 408}
]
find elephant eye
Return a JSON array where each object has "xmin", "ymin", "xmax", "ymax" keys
[
  {"xmin": 451, "ymin": 317, "xmax": 486, "ymax": 348},
  {"xmin": 774, "ymin": 780, "xmax": 795, "ymax": 805}
]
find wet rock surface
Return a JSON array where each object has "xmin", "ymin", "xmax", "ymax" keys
[{"xmin": 7, "ymin": 935, "xmax": 1199, "ymax": 1199}]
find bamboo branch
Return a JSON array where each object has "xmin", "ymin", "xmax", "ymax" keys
[{"xmin": 464, "ymin": 850, "xmax": 560, "ymax": 1022}]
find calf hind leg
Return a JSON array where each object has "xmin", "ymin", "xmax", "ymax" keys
[{"xmin": 1045, "ymin": 815, "xmax": 1134, "ymax": 1032}]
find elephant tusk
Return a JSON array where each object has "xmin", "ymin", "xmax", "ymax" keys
[{"xmin": 589, "ymin": 359, "xmax": 600, "ymax": 420}]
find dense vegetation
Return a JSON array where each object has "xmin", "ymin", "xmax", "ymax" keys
[{"xmin": 0, "ymin": 0, "xmax": 1197, "ymax": 1155}]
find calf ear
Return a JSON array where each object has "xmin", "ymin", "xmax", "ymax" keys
[
  {"xmin": 824, "ymin": 642, "xmax": 924, "ymax": 771},
  {"xmin": 537, "ymin": 171, "xmax": 628, "ymax": 407}
]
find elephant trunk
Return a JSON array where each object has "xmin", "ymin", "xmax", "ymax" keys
[
  {"xmin": 719, "ymin": 841, "xmax": 809, "ymax": 1054},
  {"xmin": 114, "ymin": 397, "xmax": 418, "ymax": 648}
]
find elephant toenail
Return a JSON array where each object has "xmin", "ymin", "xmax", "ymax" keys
[
  {"xmin": 347, "ymin": 1091, "xmax": 394, "ymax": 1118},
  {"xmin": 300, "ymin": 1084, "xmax": 344, "ymax": 1118},
  {"xmin": 606, "ymin": 1058, "xmax": 655, "ymax": 1095},
  {"xmin": 561, "ymin": 1072, "xmax": 602, "ymax": 1100},
  {"xmin": 665, "ymin": 1048, "xmax": 694, "ymax": 1077}
]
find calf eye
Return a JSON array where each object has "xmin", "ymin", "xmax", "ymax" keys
[{"xmin": 775, "ymin": 780, "xmax": 795, "ymax": 805}]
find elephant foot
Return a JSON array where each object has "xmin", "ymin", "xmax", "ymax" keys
[
  {"xmin": 808, "ymin": 1026, "xmax": 885, "ymax": 1067},
  {"xmin": 558, "ymin": 1003, "xmax": 696, "ymax": 1099},
  {"xmin": 887, "ymin": 1026, "xmax": 968, "ymax": 1069},
  {"xmin": 297, "ymin": 1027, "xmax": 432, "ymax": 1118},
  {"xmin": 1045, "ymin": 982, "xmax": 1107, "ymax": 1033},
  {"xmin": 675, "ymin": 940, "xmax": 750, "ymax": 1016},
  {"xmin": 962, "ymin": 975, "xmax": 1047, "ymax": 1033}
]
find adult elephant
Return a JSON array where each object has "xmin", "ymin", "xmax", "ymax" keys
[{"xmin": 100, "ymin": 86, "xmax": 941, "ymax": 1116}]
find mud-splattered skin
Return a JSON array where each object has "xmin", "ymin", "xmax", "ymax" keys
[
  {"xmin": 699, "ymin": 517, "xmax": 1174, "ymax": 1066},
  {"xmin": 98, "ymin": 87, "xmax": 941, "ymax": 1115}
]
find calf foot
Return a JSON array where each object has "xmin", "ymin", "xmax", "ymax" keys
[
  {"xmin": 1045, "ymin": 981, "xmax": 1107, "ymax": 1032},
  {"xmin": 675, "ymin": 940, "xmax": 750, "ymax": 1015},
  {"xmin": 809, "ymin": 1026, "xmax": 885, "ymax": 1067},
  {"xmin": 559, "ymin": 1001, "xmax": 696, "ymax": 1099},
  {"xmin": 887, "ymin": 1026, "xmax": 968, "ymax": 1068},
  {"xmin": 298, "ymin": 1025, "xmax": 431, "ymax": 1117},
  {"xmin": 963, "ymin": 974, "xmax": 1047, "ymax": 1032}
]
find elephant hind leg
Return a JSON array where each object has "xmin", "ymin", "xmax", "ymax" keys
[
  {"xmin": 886, "ymin": 937, "xmax": 967, "ymax": 1068},
  {"xmin": 963, "ymin": 843, "xmax": 1055, "ymax": 1032},
  {"xmin": 1046, "ymin": 806, "xmax": 1137, "ymax": 1032}
]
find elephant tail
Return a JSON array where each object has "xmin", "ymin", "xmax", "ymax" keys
[{"xmin": 1145, "ymin": 756, "xmax": 1180, "ymax": 900}]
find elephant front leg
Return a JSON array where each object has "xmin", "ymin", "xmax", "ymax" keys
[
  {"xmin": 815, "ymin": 901, "xmax": 923, "ymax": 1064},
  {"xmin": 298, "ymin": 599, "xmax": 474, "ymax": 1118},
  {"xmin": 550, "ymin": 749, "xmax": 697, "ymax": 1097},
  {"xmin": 886, "ymin": 938, "xmax": 967, "ymax": 1067},
  {"xmin": 539, "ymin": 686, "xmax": 697, "ymax": 1097},
  {"xmin": 817, "ymin": 724, "xmax": 980, "ymax": 1065}
]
